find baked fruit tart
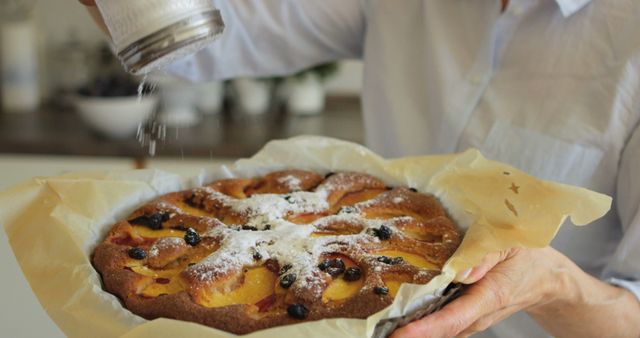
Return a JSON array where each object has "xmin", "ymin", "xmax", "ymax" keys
[{"xmin": 92, "ymin": 170, "xmax": 462, "ymax": 334}]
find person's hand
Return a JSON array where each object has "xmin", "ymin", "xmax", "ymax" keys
[
  {"xmin": 390, "ymin": 247, "xmax": 568, "ymax": 338},
  {"xmin": 78, "ymin": 0, "xmax": 95, "ymax": 6}
]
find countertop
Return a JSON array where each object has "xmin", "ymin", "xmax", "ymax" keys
[{"xmin": 0, "ymin": 97, "xmax": 364, "ymax": 159}]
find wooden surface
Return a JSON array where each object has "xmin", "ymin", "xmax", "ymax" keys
[{"xmin": 0, "ymin": 97, "xmax": 363, "ymax": 159}]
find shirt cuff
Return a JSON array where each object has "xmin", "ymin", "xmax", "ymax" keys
[{"xmin": 607, "ymin": 277, "xmax": 640, "ymax": 301}]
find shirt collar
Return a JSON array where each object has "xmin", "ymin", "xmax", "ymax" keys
[{"xmin": 555, "ymin": 0, "xmax": 593, "ymax": 17}]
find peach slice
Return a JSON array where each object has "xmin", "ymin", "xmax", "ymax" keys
[
  {"xmin": 320, "ymin": 254, "xmax": 364, "ymax": 303},
  {"xmin": 175, "ymin": 202, "xmax": 214, "ymax": 218},
  {"xmin": 394, "ymin": 217, "xmax": 457, "ymax": 243},
  {"xmin": 209, "ymin": 178, "xmax": 255, "ymax": 198},
  {"xmin": 322, "ymin": 277, "xmax": 364, "ymax": 303},
  {"xmin": 197, "ymin": 267, "xmax": 278, "ymax": 308},
  {"xmin": 376, "ymin": 250, "xmax": 439, "ymax": 270},
  {"xmin": 361, "ymin": 209, "xmax": 422, "ymax": 220},
  {"xmin": 110, "ymin": 224, "xmax": 185, "ymax": 246},
  {"xmin": 288, "ymin": 212, "xmax": 329, "ymax": 225},
  {"xmin": 311, "ymin": 227, "xmax": 362, "ymax": 237},
  {"xmin": 220, "ymin": 215, "xmax": 247, "ymax": 226},
  {"xmin": 382, "ymin": 274, "xmax": 413, "ymax": 297},
  {"xmin": 141, "ymin": 275, "xmax": 187, "ymax": 297},
  {"xmin": 311, "ymin": 220, "xmax": 364, "ymax": 237},
  {"xmin": 311, "ymin": 231, "xmax": 355, "ymax": 237},
  {"xmin": 254, "ymin": 293, "xmax": 278, "ymax": 313},
  {"xmin": 131, "ymin": 226, "xmax": 185, "ymax": 239},
  {"xmin": 333, "ymin": 189, "xmax": 387, "ymax": 211},
  {"xmin": 129, "ymin": 265, "xmax": 182, "ymax": 278}
]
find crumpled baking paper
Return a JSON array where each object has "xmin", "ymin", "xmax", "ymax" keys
[{"xmin": 0, "ymin": 136, "xmax": 611, "ymax": 338}]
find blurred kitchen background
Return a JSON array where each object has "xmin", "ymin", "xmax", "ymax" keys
[
  {"xmin": 0, "ymin": 0, "xmax": 365, "ymax": 189},
  {"xmin": 0, "ymin": 1, "xmax": 364, "ymax": 337}
]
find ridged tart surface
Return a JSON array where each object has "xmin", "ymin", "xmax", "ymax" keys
[{"xmin": 92, "ymin": 170, "xmax": 461, "ymax": 334}]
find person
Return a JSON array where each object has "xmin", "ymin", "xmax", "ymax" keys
[{"xmin": 79, "ymin": 1, "xmax": 640, "ymax": 337}]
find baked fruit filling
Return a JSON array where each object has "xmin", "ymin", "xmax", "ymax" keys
[{"xmin": 92, "ymin": 170, "xmax": 461, "ymax": 334}]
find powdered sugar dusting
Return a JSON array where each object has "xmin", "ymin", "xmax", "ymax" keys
[
  {"xmin": 167, "ymin": 169, "xmax": 461, "ymax": 304},
  {"xmin": 184, "ymin": 185, "xmax": 417, "ymax": 298},
  {"xmin": 277, "ymin": 175, "xmax": 302, "ymax": 191},
  {"xmin": 149, "ymin": 237, "xmax": 185, "ymax": 258},
  {"xmin": 230, "ymin": 191, "xmax": 329, "ymax": 220}
]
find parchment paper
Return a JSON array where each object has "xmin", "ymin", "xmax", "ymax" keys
[{"xmin": 0, "ymin": 136, "xmax": 611, "ymax": 338}]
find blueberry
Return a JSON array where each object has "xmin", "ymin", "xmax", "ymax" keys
[
  {"xmin": 343, "ymin": 267, "xmax": 362, "ymax": 282},
  {"xmin": 184, "ymin": 228, "xmax": 201, "ymax": 246},
  {"xmin": 318, "ymin": 258, "xmax": 345, "ymax": 277},
  {"xmin": 128, "ymin": 247, "xmax": 147, "ymax": 260},
  {"xmin": 264, "ymin": 224, "xmax": 272, "ymax": 231},
  {"xmin": 373, "ymin": 286, "xmax": 389, "ymax": 295},
  {"xmin": 391, "ymin": 257, "xmax": 404, "ymax": 265},
  {"xmin": 279, "ymin": 264, "xmax": 293, "ymax": 275},
  {"xmin": 185, "ymin": 194, "xmax": 198, "ymax": 207},
  {"xmin": 376, "ymin": 256, "xmax": 403, "ymax": 265},
  {"xmin": 377, "ymin": 256, "xmax": 393, "ymax": 264},
  {"xmin": 375, "ymin": 225, "xmax": 393, "ymax": 240},
  {"xmin": 242, "ymin": 225, "xmax": 258, "ymax": 231},
  {"xmin": 280, "ymin": 273, "xmax": 297, "ymax": 289},
  {"xmin": 327, "ymin": 266, "xmax": 345, "ymax": 277},
  {"xmin": 128, "ymin": 213, "xmax": 167, "ymax": 230},
  {"xmin": 287, "ymin": 304, "xmax": 309, "ymax": 319},
  {"xmin": 252, "ymin": 252, "xmax": 263, "ymax": 261},
  {"xmin": 128, "ymin": 215, "xmax": 148, "ymax": 227},
  {"xmin": 148, "ymin": 214, "xmax": 164, "ymax": 230},
  {"xmin": 317, "ymin": 260, "xmax": 331, "ymax": 271}
]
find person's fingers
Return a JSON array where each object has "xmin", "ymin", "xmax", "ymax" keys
[
  {"xmin": 456, "ymin": 304, "xmax": 521, "ymax": 338},
  {"xmin": 79, "ymin": 0, "xmax": 96, "ymax": 6},
  {"xmin": 454, "ymin": 249, "xmax": 518, "ymax": 284},
  {"xmin": 391, "ymin": 281, "xmax": 511, "ymax": 338}
]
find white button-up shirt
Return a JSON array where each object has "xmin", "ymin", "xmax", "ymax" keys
[{"xmin": 167, "ymin": 0, "xmax": 640, "ymax": 336}]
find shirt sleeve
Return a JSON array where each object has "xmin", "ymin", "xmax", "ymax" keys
[
  {"xmin": 603, "ymin": 122, "xmax": 640, "ymax": 301},
  {"xmin": 165, "ymin": 0, "xmax": 366, "ymax": 82}
]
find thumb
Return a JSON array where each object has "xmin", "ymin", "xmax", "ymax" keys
[{"xmin": 454, "ymin": 249, "xmax": 515, "ymax": 284}]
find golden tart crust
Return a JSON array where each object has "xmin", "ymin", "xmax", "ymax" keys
[{"xmin": 92, "ymin": 170, "xmax": 461, "ymax": 334}]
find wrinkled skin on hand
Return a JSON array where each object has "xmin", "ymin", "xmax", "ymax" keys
[{"xmin": 390, "ymin": 247, "xmax": 561, "ymax": 338}]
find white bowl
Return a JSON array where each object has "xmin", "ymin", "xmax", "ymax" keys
[{"xmin": 74, "ymin": 95, "xmax": 159, "ymax": 139}]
